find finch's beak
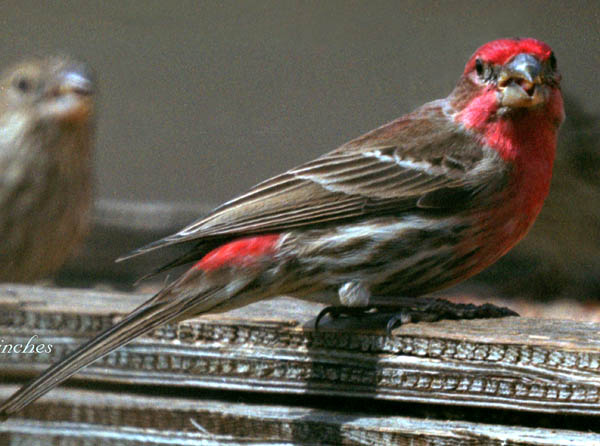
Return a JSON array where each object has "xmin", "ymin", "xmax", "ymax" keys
[
  {"xmin": 58, "ymin": 66, "xmax": 94, "ymax": 98},
  {"xmin": 43, "ymin": 63, "xmax": 95, "ymax": 124},
  {"xmin": 498, "ymin": 53, "xmax": 546, "ymax": 108}
]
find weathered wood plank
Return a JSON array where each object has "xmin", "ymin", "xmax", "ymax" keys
[
  {"xmin": 1, "ymin": 284, "xmax": 600, "ymax": 417},
  {"xmin": 0, "ymin": 385, "xmax": 598, "ymax": 446}
]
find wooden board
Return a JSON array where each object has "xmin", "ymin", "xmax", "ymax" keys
[
  {"xmin": 0, "ymin": 385, "xmax": 598, "ymax": 446},
  {"xmin": 2, "ymin": 284, "xmax": 600, "ymax": 417}
]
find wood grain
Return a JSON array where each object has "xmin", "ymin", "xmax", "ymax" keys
[
  {"xmin": 1, "ymin": 284, "xmax": 599, "ymax": 417},
  {"xmin": 0, "ymin": 385, "xmax": 598, "ymax": 446}
]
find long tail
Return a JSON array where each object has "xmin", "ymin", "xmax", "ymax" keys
[
  {"xmin": 0, "ymin": 276, "xmax": 246, "ymax": 420},
  {"xmin": 0, "ymin": 234, "xmax": 283, "ymax": 420}
]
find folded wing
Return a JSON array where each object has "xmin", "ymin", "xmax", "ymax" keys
[{"xmin": 121, "ymin": 103, "xmax": 503, "ymax": 261}]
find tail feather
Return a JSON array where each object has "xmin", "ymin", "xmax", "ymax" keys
[
  {"xmin": 0, "ymin": 234, "xmax": 279, "ymax": 420},
  {"xmin": 132, "ymin": 242, "xmax": 222, "ymax": 286},
  {"xmin": 0, "ymin": 278, "xmax": 240, "ymax": 420},
  {"xmin": 0, "ymin": 299, "xmax": 174, "ymax": 419},
  {"xmin": 115, "ymin": 233, "xmax": 187, "ymax": 262},
  {"xmin": 132, "ymin": 252, "xmax": 194, "ymax": 286}
]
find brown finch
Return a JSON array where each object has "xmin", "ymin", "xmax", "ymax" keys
[
  {"xmin": 0, "ymin": 56, "xmax": 95, "ymax": 283},
  {"xmin": 0, "ymin": 38, "xmax": 563, "ymax": 419}
]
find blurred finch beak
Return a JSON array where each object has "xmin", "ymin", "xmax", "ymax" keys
[
  {"xmin": 41, "ymin": 64, "xmax": 94, "ymax": 123},
  {"xmin": 499, "ymin": 53, "xmax": 546, "ymax": 108}
]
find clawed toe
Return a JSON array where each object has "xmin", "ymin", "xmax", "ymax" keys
[
  {"xmin": 314, "ymin": 298, "xmax": 518, "ymax": 333},
  {"xmin": 314, "ymin": 305, "xmax": 376, "ymax": 330}
]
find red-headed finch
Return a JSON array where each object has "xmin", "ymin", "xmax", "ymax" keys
[
  {"xmin": 0, "ymin": 38, "xmax": 563, "ymax": 419},
  {"xmin": 0, "ymin": 56, "xmax": 95, "ymax": 283}
]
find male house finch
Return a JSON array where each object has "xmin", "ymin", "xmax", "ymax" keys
[
  {"xmin": 0, "ymin": 56, "xmax": 95, "ymax": 283},
  {"xmin": 0, "ymin": 38, "xmax": 563, "ymax": 418}
]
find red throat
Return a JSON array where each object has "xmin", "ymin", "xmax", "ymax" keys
[
  {"xmin": 194, "ymin": 234, "xmax": 281, "ymax": 271},
  {"xmin": 457, "ymin": 88, "xmax": 563, "ymax": 219}
]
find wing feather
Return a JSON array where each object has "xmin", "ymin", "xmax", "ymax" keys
[{"xmin": 120, "ymin": 103, "xmax": 503, "ymax": 261}]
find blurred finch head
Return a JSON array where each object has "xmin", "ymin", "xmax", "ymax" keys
[{"xmin": 0, "ymin": 55, "xmax": 95, "ymax": 282}]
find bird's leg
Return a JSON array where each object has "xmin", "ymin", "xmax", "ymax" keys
[
  {"xmin": 314, "ymin": 281, "xmax": 377, "ymax": 329},
  {"xmin": 314, "ymin": 282, "xmax": 518, "ymax": 333}
]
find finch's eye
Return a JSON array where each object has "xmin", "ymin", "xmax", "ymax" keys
[
  {"xmin": 549, "ymin": 52, "xmax": 557, "ymax": 71},
  {"xmin": 13, "ymin": 77, "xmax": 32, "ymax": 93},
  {"xmin": 475, "ymin": 58, "xmax": 484, "ymax": 77}
]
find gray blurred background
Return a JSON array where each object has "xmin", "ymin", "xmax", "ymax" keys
[{"xmin": 3, "ymin": 1, "xmax": 599, "ymax": 303}]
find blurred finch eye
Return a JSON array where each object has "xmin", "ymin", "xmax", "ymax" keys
[
  {"xmin": 14, "ymin": 77, "xmax": 32, "ymax": 93},
  {"xmin": 475, "ymin": 58, "xmax": 484, "ymax": 77},
  {"xmin": 549, "ymin": 52, "xmax": 557, "ymax": 70}
]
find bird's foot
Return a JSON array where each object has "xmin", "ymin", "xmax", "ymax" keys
[
  {"xmin": 314, "ymin": 297, "xmax": 518, "ymax": 334},
  {"xmin": 382, "ymin": 298, "xmax": 518, "ymax": 334},
  {"xmin": 314, "ymin": 305, "xmax": 378, "ymax": 330}
]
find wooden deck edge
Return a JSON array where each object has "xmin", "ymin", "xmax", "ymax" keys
[
  {"xmin": 0, "ymin": 385, "xmax": 598, "ymax": 446},
  {"xmin": 2, "ymin": 284, "xmax": 600, "ymax": 417}
]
